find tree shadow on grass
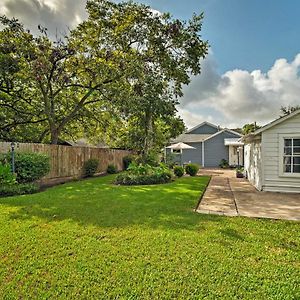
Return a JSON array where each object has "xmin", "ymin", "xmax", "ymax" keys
[{"xmin": 0, "ymin": 175, "xmax": 225, "ymax": 231}]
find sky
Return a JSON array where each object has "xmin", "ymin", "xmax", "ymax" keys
[{"xmin": 1, "ymin": 0, "xmax": 300, "ymax": 129}]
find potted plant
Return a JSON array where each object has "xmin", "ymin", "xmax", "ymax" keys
[{"xmin": 236, "ymin": 167, "xmax": 244, "ymax": 178}]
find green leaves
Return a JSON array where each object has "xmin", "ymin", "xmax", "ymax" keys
[{"xmin": 0, "ymin": 0, "xmax": 208, "ymax": 146}]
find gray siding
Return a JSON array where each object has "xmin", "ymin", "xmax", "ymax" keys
[
  {"xmin": 182, "ymin": 142, "xmax": 202, "ymax": 165},
  {"xmin": 189, "ymin": 124, "xmax": 219, "ymax": 134},
  {"xmin": 204, "ymin": 132, "xmax": 240, "ymax": 167},
  {"xmin": 166, "ymin": 142, "xmax": 203, "ymax": 166}
]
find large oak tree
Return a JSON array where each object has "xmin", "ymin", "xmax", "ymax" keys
[{"xmin": 0, "ymin": 0, "xmax": 208, "ymax": 145}]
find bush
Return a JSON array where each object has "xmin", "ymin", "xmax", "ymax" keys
[
  {"xmin": 123, "ymin": 155, "xmax": 133, "ymax": 170},
  {"xmin": 107, "ymin": 164, "xmax": 117, "ymax": 174},
  {"xmin": 135, "ymin": 151, "xmax": 160, "ymax": 167},
  {"xmin": 0, "ymin": 152, "xmax": 50, "ymax": 183},
  {"xmin": 115, "ymin": 171, "xmax": 172, "ymax": 186},
  {"xmin": 185, "ymin": 163, "xmax": 200, "ymax": 176},
  {"xmin": 174, "ymin": 166, "xmax": 184, "ymax": 177},
  {"xmin": 0, "ymin": 164, "xmax": 16, "ymax": 185},
  {"xmin": 0, "ymin": 183, "xmax": 39, "ymax": 197},
  {"xmin": 219, "ymin": 159, "xmax": 229, "ymax": 169},
  {"xmin": 83, "ymin": 159, "xmax": 99, "ymax": 177},
  {"xmin": 115, "ymin": 162, "xmax": 173, "ymax": 185}
]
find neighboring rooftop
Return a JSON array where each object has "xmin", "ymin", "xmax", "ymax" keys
[{"xmin": 171, "ymin": 134, "xmax": 211, "ymax": 143}]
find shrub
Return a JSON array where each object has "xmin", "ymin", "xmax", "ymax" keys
[
  {"xmin": 174, "ymin": 166, "xmax": 184, "ymax": 177},
  {"xmin": 219, "ymin": 159, "xmax": 229, "ymax": 169},
  {"xmin": 115, "ymin": 171, "xmax": 172, "ymax": 186},
  {"xmin": 185, "ymin": 163, "xmax": 200, "ymax": 176},
  {"xmin": 123, "ymin": 155, "xmax": 133, "ymax": 170},
  {"xmin": 1, "ymin": 152, "xmax": 50, "ymax": 183},
  {"xmin": 165, "ymin": 152, "xmax": 176, "ymax": 169},
  {"xmin": 107, "ymin": 164, "xmax": 117, "ymax": 174},
  {"xmin": 83, "ymin": 159, "xmax": 99, "ymax": 177},
  {"xmin": 135, "ymin": 151, "xmax": 160, "ymax": 167},
  {"xmin": 115, "ymin": 162, "xmax": 173, "ymax": 185},
  {"xmin": 0, "ymin": 183, "xmax": 39, "ymax": 197},
  {"xmin": 0, "ymin": 164, "xmax": 16, "ymax": 185}
]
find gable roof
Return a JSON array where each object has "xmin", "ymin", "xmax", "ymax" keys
[
  {"xmin": 171, "ymin": 134, "xmax": 211, "ymax": 143},
  {"xmin": 171, "ymin": 128, "xmax": 242, "ymax": 144},
  {"xmin": 203, "ymin": 128, "xmax": 242, "ymax": 142},
  {"xmin": 185, "ymin": 121, "xmax": 219, "ymax": 134},
  {"xmin": 253, "ymin": 109, "xmax": 300, "ymax": 135}
]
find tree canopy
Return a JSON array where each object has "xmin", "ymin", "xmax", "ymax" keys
[{"xmin": 0, "ymin": 0, "xmax": 208, "ymax": 148}]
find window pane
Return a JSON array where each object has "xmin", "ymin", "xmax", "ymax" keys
[
  {"xmin": 285, "ymin": 139, "xmax": 292, "ymax": 146},
  {"xmin": 284, "ymin": 156, "xmax": 291, "ymax": 165},
  {"xmin": 284, "ymin": 147, "xmax": 292, "ymax": 155},
  {"xmin": 293, "ymin": 139, "xmax": 300, "ymax": 147},
  {"xmin": 293, "ymin": 164, "xmax": 300, "ymax": 173},
  {"xmin": 284, "ymin": 164, "xmax": 292, "ymax": 173},
  {"xmin": 172, "ymin": 149, "xmax": 181, "ymax": 154},
  {"xmin": 293, "ymin": 147, "xmax": 300, "ymax": 155},
  {"xmin": 293, "ymin": 157, "xmax": 300, "ymax": 165}
]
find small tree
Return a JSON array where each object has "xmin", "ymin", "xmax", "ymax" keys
[{"xmin": 280, "ymin": 105, "xmax": 300, "ymax": 116}]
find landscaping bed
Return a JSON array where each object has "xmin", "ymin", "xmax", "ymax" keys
[{"xmin": 0, "ymin": 175, "xmax": 299, "ymax": 299}]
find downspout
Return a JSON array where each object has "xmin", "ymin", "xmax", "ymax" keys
[{"xmin": 202, "ymin": 141, "xmax": 205, "ymax": 167}]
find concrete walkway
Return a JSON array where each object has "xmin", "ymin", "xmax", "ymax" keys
[{"xmin": 196, "ymin": 169, "xmax": 300, "ymax": 221}]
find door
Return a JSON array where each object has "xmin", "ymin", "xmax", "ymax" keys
[{"xmin": 229, "ymin": 146, "xmax": 243, "ymax": 166}]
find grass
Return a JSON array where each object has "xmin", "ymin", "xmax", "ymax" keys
[{"xmin": 0, "ymin": 175, "xmax": 299, "ymax": 299}]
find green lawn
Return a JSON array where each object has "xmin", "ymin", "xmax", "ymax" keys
[{"xmin": 0, "ymin": 175, "xmax": 299, "ymax": 299}]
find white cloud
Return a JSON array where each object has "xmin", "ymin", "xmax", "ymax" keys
[
  {"xmin": 1, "ymin": 0, "xmax": 87, "ymax": 37},
  {"xmin": 176, "ymin": 108, "xmax": 215, "ymax": 129},
  {"xmin": 179, "ymin": 53, "xmax": 300, "ymax": 128},
  {"xmin": 2, "ymin": 0, "xmax": 299, "ymax": 130}
]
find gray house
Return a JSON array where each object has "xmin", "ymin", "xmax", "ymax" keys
[{"xmin": 166, "ymin": 121, "xmax": 243, "ymax": 167}]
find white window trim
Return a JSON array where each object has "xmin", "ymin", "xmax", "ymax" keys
[{"xmin": 279, "ymin": 134, "xmax": 300, "ymax": 178}]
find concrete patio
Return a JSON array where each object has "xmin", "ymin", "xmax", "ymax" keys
[{"xmin": 196, "ymin": 169, "xmax": 300, "ymax": 221}]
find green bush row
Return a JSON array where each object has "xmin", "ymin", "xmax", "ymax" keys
[
  {"xmin": 115, "ymin": 171, "xmax": 172, "ymax": 185},
  {"xmin": 0, "ymin": 183, "xmax": 39, "ymax": 197},
  {"xmin": 115, "ymin": 162, "xmax": 173, "ymax": 185}
]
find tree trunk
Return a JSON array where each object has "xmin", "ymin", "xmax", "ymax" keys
[
  {"xmin": 143, "ymin": 110, "xmax": 153, "ymax": 159},
  {"xmin": 50, "ymin": 127, "xmax": 59, "ymax": 144}
]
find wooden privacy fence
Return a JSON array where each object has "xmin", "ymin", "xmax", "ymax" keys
[{"xmin": 0, "ymin": 142, "xmax": 132, "ymax": 185}]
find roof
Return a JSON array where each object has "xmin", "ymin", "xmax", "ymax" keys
[
  {"xmin": 224, "ymin": 138, "xmax": 244, "ymax": 146},
  {"xmin": 171, "ymin": 129, "xmax": 242, "ymax": 144},
  {"xmin": 253, "ymin": 109, "xmax": 300, "ymax": 135},
  {"xmin": 185, "ymin": 121, "xmax": 219, "ymax": 134},
  {"xmin": 203, "ymin": 128, "xmax": 242, "ymax": 142},
  {"xmin": 171, "ymin": 134, "xmax": 211, "ymax": 143}
]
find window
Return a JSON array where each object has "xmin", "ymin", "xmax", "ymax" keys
[
  {"xmin": 283, "ymin": 138, "xmax": 300, "ymax": 173},
  {"xmin": 171, "ymin": 149, "xmax": 181, "ymax": 154}
]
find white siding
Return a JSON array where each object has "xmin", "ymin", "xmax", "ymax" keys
[
  {"xmin": 262, "ymin": 113, "xmax": 300, "ymax": 193},
  {"xmin": 244, "ymin": 141, "xmax": 262, "ymax": 190}
]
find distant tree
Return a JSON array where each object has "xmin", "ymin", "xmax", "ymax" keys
[
  {"xmin": 242, "ymin": 123, "xmax": 261, "ymax": 135},
  {"xmin": 280, "ymin": 105, "xmax": 300, "ymax": 116}
]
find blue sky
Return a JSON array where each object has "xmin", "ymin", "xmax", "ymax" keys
[
  {"xmin": 1, "ymin": 0, "xmax": 300, "ymax": 128},
  {"xmin": 137, "ymin": 0, "xmax": 300, "ymax": 73}
]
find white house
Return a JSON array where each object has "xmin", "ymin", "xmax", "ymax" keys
[{"xmin": 243, "ymin": 110, "xmax": 300, "ymax": 193}]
